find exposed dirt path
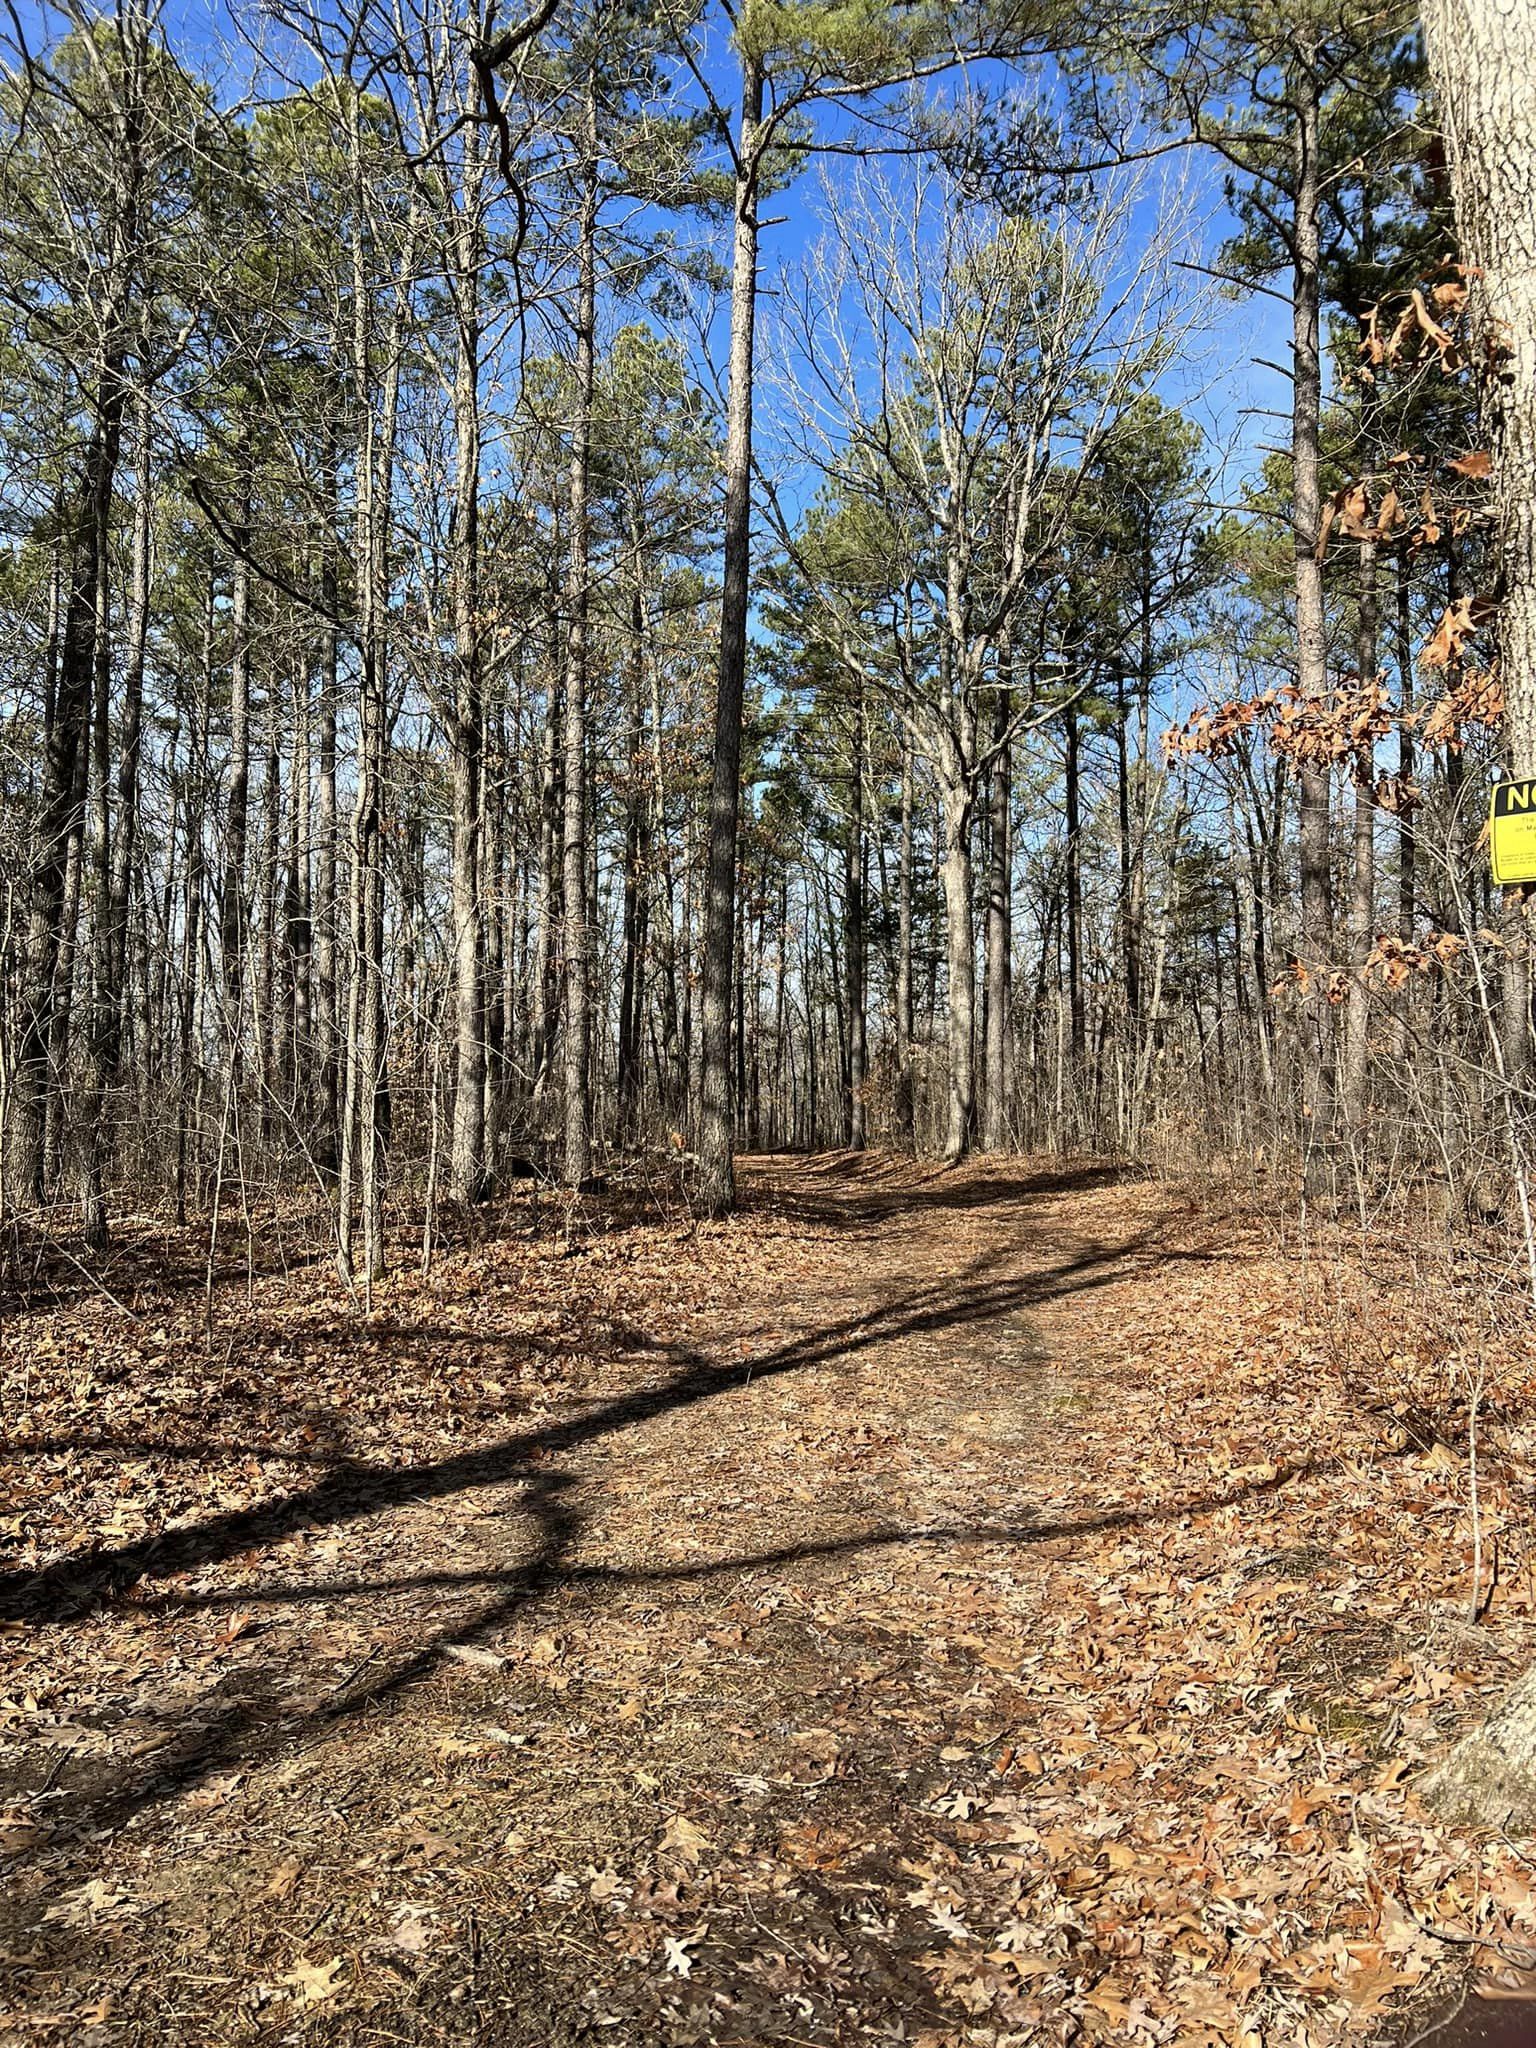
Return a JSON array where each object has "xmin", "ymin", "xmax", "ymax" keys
[{"xmin": 0, "ymin": 1155, "xmax": 1529, "ymax": 2045}]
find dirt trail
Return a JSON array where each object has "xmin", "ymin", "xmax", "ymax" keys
[{"xmin": 0, "ymin": 1155, "xmax": 1523, "ymax": 2044}]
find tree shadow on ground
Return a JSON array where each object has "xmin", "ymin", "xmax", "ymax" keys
[
  {"xmin": 0, "ymin": 1232, "xmax": 1144, "ymax": 1626},
  {"xmin": 0, "ymin": 1189, "xmax": 1308, "ymax": 1927},
  {"xmin": 742, "ymin": 1152, "xmax": 1138, "ymax": 1230}
]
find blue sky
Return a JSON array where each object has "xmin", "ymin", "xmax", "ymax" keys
[{"xmin": 8, "ymin": 0, "xmax": 1297, "ymax": 572}]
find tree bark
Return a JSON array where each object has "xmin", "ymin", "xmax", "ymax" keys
[
  {"xmin": 617, "ymin": 534, "xmax": 649, "ymax": 1142},
  {"xmin": 1419, "ymin": 0, "xmax": 1536, "ymax": 1826},
  {"xmin": 1065, "ymin": 701, "xmax": 1085, "ymax": 1068},
  {"xmin": 983, "ymin": 687, "xmax": 1011, "ymax": 1152},
  {"xmin": 844, "ymin": 682, "xmax": 867, "ymax": 1150},
  {"xmin": 1290, "ymin": 43, "xmax": 1335, "ymax": 1196},
  {"xmin": 338, "ymin": 116, "xmax": 413, "ymax": 1287},
  {"xmin": 448, "ymin": 108, "xmax": 488, "ymax": 1204},
  {"xmin": 82, "ymin": 380, "xmax": 152, "ymax": 1246},
  {"xmin": 12, "ymin": 367, "xmax": 127, "ymax": 1205},
  {"xmin": 696, "ymin": 52, "xmax": 763, "ymax": 1215},
  {"xmin": 315, "ymin": 495, "xmax": 341, "ymax": 1178},
  {"xmin": 530, "ymin": 619, "xmax": 563, "ymax": 1133},
  {"xmin": 940, "ymin": 782, "xmax": 975, "ymax": 1166},
  {"xmin": 255, "ymin": 674, "xmax": 281, "ymax": 1138},
  {"xmin": 1341, "ymin": 538, "xmax": 1378, "ymax": 1132},
  {"xmin": 894, "ymin": 736, "xmax": 916, "ymax": 1148},
  {"xmin": 223, "ymin": 509, "xmax": 252, "ymax": 1079},
  {"xmin": 561, "ymin": 93, "xmax": 598, "ymax": 1191}
]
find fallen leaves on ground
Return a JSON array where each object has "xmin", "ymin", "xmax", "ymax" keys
[{"xmin": 0, "ymin": 1155, "xmax": 1531, "ymax": 2045}]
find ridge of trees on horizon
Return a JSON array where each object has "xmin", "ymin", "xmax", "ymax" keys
[{"xmin": 1, "ymin": 0, "xmax": 1533, "ymax": 1287}]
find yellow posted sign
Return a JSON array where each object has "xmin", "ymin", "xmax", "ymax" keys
[{"xmin": 1491, "ymin": 779, "xmax": 1536, "ymax": 885}]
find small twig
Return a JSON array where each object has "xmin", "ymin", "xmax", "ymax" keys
[
  {"xmin": 38, "ymin": 1743, "xmax": 70, "ymax": 1794},
  {"xmin": 329, "ymin": 1645, "xmax": 382, "ymax": 1699},
  {"xmin": 30, "ymin": 1237, "xmax": 141, "ymax": 1322},
  {"xmin": 1394, "ymin": 1890, "xmax": 1536, "ymax": 1971}
]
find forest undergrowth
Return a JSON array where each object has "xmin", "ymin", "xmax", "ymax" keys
[{"xmin": 1, "ymin": 1152, "xmax": 1535, "ymax": 2047}]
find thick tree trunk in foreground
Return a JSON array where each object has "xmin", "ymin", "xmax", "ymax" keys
[
  {"xmin": 696, "ymin": 53, "xmax": 763, "ymax": 1216},
  {"xmin": 1420, "ymin": 0, "xmax": 1536, "ymax": 1826},
  {"xmin": 1423, "ymin": 1665, "xmax": 1536, "ymax": 1827},
  {"xmin": 1427, "ymin": 0, "xmax": 1536, "ymax": 1090},
  {"xmin": 1423, "ymin": 0, "xmax": 1536, "ymax": 779}
]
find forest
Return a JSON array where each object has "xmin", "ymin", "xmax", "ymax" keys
[{"xmin": 5, "ymin": 0, "xmax": 1536, "ymax": 2044}]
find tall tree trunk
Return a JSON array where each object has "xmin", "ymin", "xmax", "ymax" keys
[
  {"xmin": 287, "ymin": 653, "xmax": 311, "ymax": 1117},
  {"xmin": 1131, "ymin": 530, "xmax": 1156, "ymax": 1021},
  {"xmin": 894, "ymin": 736, "xmax": 915, "ymax": 1148},
  {"xmin": 1435, "ymin": 8, "xmax": 1536, "ymax": 1084},
  {"xmin": 1419, "ymin": 0, "xmax": 1536, "ymax": 1828},
  {"xmin": 844, "ymin": 683, "xmax": 867, "ymax": 1150},
  {"xmin": 315, "ymin": 527, "xmax": 340, "ymax": 1177},
  {"xmin": 696, "ymin": 52, "xmax": 764, "ymax": 1215},
  {"xmin": 1342, "ymin": 538, "xmax": 1378, "ymax": 1131},
  {"xmin": 68, "ymin": 6, "xmax": 145, "ymax": 1244},
  {"xmin": 561, "ymin": 97, "xmax": 598, "ymax": 1190},
  {"xmin": 176, "ymin": 561, "xmax": 213, "ymax": 1223},
  {"xmin": 1395, "ymin": 548, "xmax": 1417, "ymax": 939},
  {"xmin": 939, "ymin": 780, "xmax": 975, "ymax": 1166},
  {"xmin": 617, "ymin": 535, "xmax": 649, "ymax": 1141},
  {"xmin": 448, "ymin": 115, "xmax": 488, "ymax": 1204},
  {"xmin": 80, "ymin": 433, "xmax": 112, "ymax": 1245},
  {"xmin": 82, "ymin": 382, "xmax": 151, "ymax": 1246},
  {"xmin": 1291, "ymin": 42, "xmax": 1335, "ymax": 1196},
  {"xmin": 111, "ymin": 391, "xmax": 154, "ymax": 1097},
  {"xmin": 650, "ymin": 632, "xmax": 681, "ymax": 1125},
  {"xmin": 1065, "ymin": 703, "xmax": 1085, "ymax": 1067},
  {"xmin": 530, "ymin": 626, "xmax": 563, "ymax": 1132},
  {"xmin": 223, "ymin": 514, "xmax": 252, "ymax": 1079},
  {"xmin": 1423, "ymin": 0, "xmax": 1536, "ymax": 787},
  {"xmin": 338, "ymin": 114, "xmax": 413, "ymax": 1287},
  {"xmin": 43, "ymin": 780, "xmax": 85, "ymax": 1197},
  {"xmin": 256, "ymin": 675, "xmax": 281, "ymax": 1140},
  {"xmin": 13, "ymin": 372, "xmax": 127, "ymax": 1206},
  {"xmin": 1115, "ymin": 665, "xmax": 1136, "ymax": 1051},
  {"xmin": 983, "ymin": 688, "xmax": 1012, "ymax": 1152},
  {"xmin": 484, "ymin": 693, "xmax": 506, "ymax": 1168}
]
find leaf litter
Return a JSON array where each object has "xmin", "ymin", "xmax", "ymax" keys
[{"xmin": 0, "ymin": 1155, "xmax": 1531, "ymax": 2044}]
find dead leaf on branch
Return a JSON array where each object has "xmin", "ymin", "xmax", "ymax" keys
[
  {"xmin": 1316, "ymin": 481, "xmax": 1372, "ymax": 560},
  {"xmin": 1420, "ymin": 664, "xmax": 1504, "ymax": 748},
  {"xmin": 1365, "ymin": 932, "xmax": 1468, "ymax": 988},
  {"xmin": 1422, "ymin": 596, "xmax": 1493, "ymax": 672},
  {"xmin": 1394, "ymin": 287, "xmax": 1463, "ymax": 374}
]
